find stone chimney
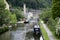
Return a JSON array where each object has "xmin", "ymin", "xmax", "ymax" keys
[{"xmin": 23, "ymin": 4, "xmax": 26, "ymax": 18}]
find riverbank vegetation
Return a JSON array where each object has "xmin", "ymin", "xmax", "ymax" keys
[
  {"xmin": 0, "ymin": 0, "xmax": 24, "ymax": 34},
  {"xmin": 0, "ymin": 27, "xmax": 9, "ymax": 34},
  {"xmin": 0, "ymin": 0, "xmax": 24, "ymax": 26},
  {"xmin": 39, "ymin": 0, "xmax": 60, "ymax": 40},
  {"xmin": 38, "ymin": 21, "xmax": 49, "ymax": 40},
  {"xmin": 10, "ymin": 8, "xmax": 24, "ymax": 21}
]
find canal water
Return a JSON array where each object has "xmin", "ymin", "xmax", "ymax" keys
[{"xmin": 0, "ymin": 23, "xmax": 35, "ymax": 40}]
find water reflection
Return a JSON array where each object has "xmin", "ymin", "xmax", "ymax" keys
[
  {"xmin": 25, "ymin": 31, "xmax": 41, "ymax": 40},
  {"xmin": 0, "ymin": 23, "xmax": 43, "ymax": 40},
  {"xmin": 0, "ymin": 23, "xmax": 25, "ymax": 40},
  {"xmin": 0, "ymin": 23, "xmax": 34, "ymax": 40},
  {"xmin": 0, "ymin": 31, "xmax": 11, "ymax": 40},
  {"xmin": 25, "ymin": 31, "xmax": 34, "ymax": 40}
]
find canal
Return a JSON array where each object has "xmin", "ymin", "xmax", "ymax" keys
[
  {"xmin": 0, "ymin": 10, "xmax": 43, "ymax": 40},
  {"xmin": 0, "ymin": 23, "xmax": 35, "ymax": 40}
]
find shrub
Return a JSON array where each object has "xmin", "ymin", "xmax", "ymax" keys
[
  {"xmin": 52, "ymin": 0, "xmax": 60, "ymax": 19},
  {"xmin": 0, "ymin": 9, "xmax": 11, "ymax": 26},
  {"xmin": 10, "ymin": 13, "xmax": 17, "ymax": 23},
  {"xmin": 9, "ymin": 13, "xmax": 17, "ymax": 27},
  {"xmin": 15, "ymin": 9, "xmax": 24, "ymax": 21},
  {"xmin": 47, "ymin": 18, "xmax": 56, "ymax": 31},
  {"xmin": 11, "ymin": 8, "xmax": 24, "ymax": 21},
  {"xmin": 40, "ymin": 8, "xmax": 52, "ymax": 23},
  {"xmin": 56, "ymin": 27, "xmax": 60, "ymax": 36},
  {"xmin": 55, "ymin": 18, "xmax": 60, "ymax": 36}
]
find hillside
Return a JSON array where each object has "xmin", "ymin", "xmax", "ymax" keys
[
  {"xmin": 39, "ymin": 0, "xmax": 52, "ymax": 8},
  {"xmin": 6, "ymin": 0, "xmax": 52, "ymax": 9}
]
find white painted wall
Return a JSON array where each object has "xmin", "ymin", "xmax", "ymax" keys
[{"xmin": 27, "ymin": 12, "xmax": 33, "ymax": 20}]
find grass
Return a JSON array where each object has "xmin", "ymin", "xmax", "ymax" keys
[
  {"xmin": 41, "ymin": 20, "xmax": 60, "ymax": 40},
  {"xmin": 38, "ymin": 20, "xmax": 50, "ymax": 40}
]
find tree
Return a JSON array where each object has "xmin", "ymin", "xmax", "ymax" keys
[
  {"xmin": 10, "ymin": 13, "xmax": 17, "ymax": 23},
  {"xmin": 13, "ymin": 9, "xmax": 24, "ymax": 21},
  {"xmin": 0, "ymin": 0, "xmax": 5, "ymax": 9},
  {"xmin": 0, "ymin": 0, "xmax": 6, "ymax": 26},
  {"xmin": 7, "ymin": 0, "xmax": 52, "ymax": 9},
  {"xmin": 0, "ymin": 9, "xmax": 11, "ymax": 26},
  {"xmin": 52, "ymin": 0, "xmax": 60, "ymax": 19},
  {"xmin": 0, "ymin": 0, "xmax": 17, "ymax": 26}
]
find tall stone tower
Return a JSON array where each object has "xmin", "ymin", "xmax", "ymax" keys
[{"xmin": 24, "ymin": 4, "xmax": 26, "ymax": 18}]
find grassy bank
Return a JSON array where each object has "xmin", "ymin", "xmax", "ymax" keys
[
  {"xmin": 38, "ymin": 20, "xmax": 49, "ymax": 40},
  {"xmin": 0, "ymin": 27, "xmax": 9, "ymax": 34},
  {"xmin": 39, "ymin": 8, "xmax": 60, "ymax": 40}
]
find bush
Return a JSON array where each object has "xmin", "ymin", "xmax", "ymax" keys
[
  {"xmin": 47, "ymin": 18, "xmax": 56, "ymax": 31},
  {"xmin": 52, "ymin": 0, "xmax": 60, "ymax": 19},
  {"xmin": 56, "ymin": 27, "xmax": 60, "ymax": 36},
  {"xmin": 13, "ymin": 9, "xmax": 24, "ymax": 21},
  {"xmin": 9, "ymin": 13, "xmax": 17, "ymax": 27},
  {"xmin": 0, "ymin": 0, "xmax": 5, "ymax": 9},
  {"xmin": 10, "ymin": 13, "xmax": 17, "ymax": 23},
  {"xmin": 0, "ymin": 9, "xmax": 11, "ymax": 26},
  {"xmin": 55, "ymin": 18, "xmax": 60, "ymax": 36},
  {"xmin": 40, "ymin": 8, "xmax": 52, "ymax": 23}
]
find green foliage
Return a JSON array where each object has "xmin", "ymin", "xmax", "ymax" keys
[
  {"xmin": 0, "ymin": 0, "xmax": 11, "ymax": 26},
  {"xmin": 47, "ymin": 18, "xmax": 56, "ymax": 31},
  {"xmin": 40, "ymin": 8, "xmax": 52, "ymax": 23},
  {"xmin": 0, "ymin": 0, "xmax": 17, "ymax": 26},
  {"xmin": 55, "ymin": 18, "xmax": 60, "ymax": 36},
  {"xmin": 56, "ymin": 26, "xmax": 60, "ymax": 36},
  {"xmin": 12, "ymin": 8, "xmax": 24, "ymax": 21},
  {"xmin": 40, "ymin": 8, "xmax": 56, "ymax": 32},
  {"xmin": 7, "ymin": 0, "xmax": 52, "ymax": 9},
  {"xmin": 0, "ymin": 9, "xmax": 11, "ymax": 26},
  {"xmin": 40, "ymin": 8, "xmax": 57, "ymax": 31},
  {"xmin": 51, "ymin": 0, "xmax": 60, "ymax": 39},
  {"xmin": 52, "ymin": 0, "xmax": 60, "ymax": 19},
  {"xmin": 0, "ymin": 0, "xmax": 5, "ymax": 9},
  {"xmin": 10, "ymin": 13, "xmax": 17, "ymax": 23},
  {"xmin": 0, "ymin": 27, "xmax": 9, "ymax": 34}
]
